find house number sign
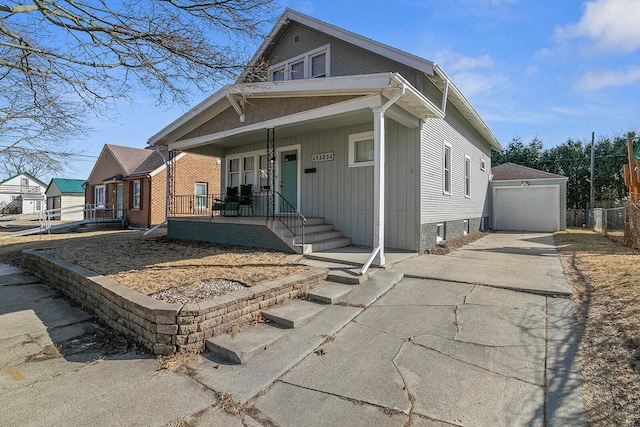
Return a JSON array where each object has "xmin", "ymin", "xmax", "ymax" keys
[{"xmin": 311, "ymin": 152, "xmax": 334, "ymax": 163}]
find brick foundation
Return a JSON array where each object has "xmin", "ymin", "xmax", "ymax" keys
[{"xmin": 22, "ymin": 249, "xmax": 325, "ymax": 355}]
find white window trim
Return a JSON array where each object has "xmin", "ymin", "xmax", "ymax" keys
[
  {"xmin": 443, "ymin": 141, "xmax": 452, "ymax": 195},
  {"xmin": 348, "ymin": 131, "xmax": 375, "ymax": 168},
  {"xmin": 464, "ymin": 155, "xmax": 471, "ymax": 198},
  {"xmin": 268, "ymin": 44, "xmax": 330, "ymax": 81}
]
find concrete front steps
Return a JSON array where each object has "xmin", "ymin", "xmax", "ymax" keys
[
  {"xmin": 197, "ymin": 268, "xmax": 403, "ymax": 404},
  {"xmin": 271, "ymin": 217, "xmax": 351, "ymax": 254},
  {"xmin": 205, "ymin": 278, "xmax": 357, "ymax": 365}
]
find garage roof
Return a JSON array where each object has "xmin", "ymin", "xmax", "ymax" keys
[{"xmin": 491, "ymin": 163, "xmax": 566, "ymax": 181}]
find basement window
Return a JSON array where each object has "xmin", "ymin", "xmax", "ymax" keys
[{"xmin": 436, "ymin": 223, "xmax": 445, "ymax": 244}]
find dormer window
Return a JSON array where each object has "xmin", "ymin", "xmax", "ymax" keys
[{"xmin": 269, "ymin": 44, "xmax": 330, "ymax": 81}]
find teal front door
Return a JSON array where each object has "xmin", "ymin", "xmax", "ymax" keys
[{"xmin": 280, "ymin": 150, "xmax": 298, "ymax": 210}]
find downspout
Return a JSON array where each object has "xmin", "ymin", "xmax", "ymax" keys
[
  {"xmin": 361, "ymin": 84, "xmax": 406, "ymax": 275},
  {"xmin": 144, "ymin": 147, "xmax": 169, "ymax": 236}
]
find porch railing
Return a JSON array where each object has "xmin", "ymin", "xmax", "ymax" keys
[{"xmin": 171, "ymin": 192, "xmax": 306, "ymax": 245}]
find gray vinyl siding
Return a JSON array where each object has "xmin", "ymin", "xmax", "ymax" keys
[
  {"xmin": 419, "ymin": 77, "xmax": 492, "ymax": 230},
  {"xmin": 265, "ymin": 23, "xmax": 418, "ymax": 86},
  {"xmin": 219, "ymin": 119, "xmax": 421, "ymax": 250}
]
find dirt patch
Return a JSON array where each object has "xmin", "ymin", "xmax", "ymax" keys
[
  {"xmin": 424, "ymin": 231, "xmax": 489, "ymax": 255},
  {"xmin": 0, "ymin": 229, "xmax": 306, "ymax": 297},
  {"xmin": 554, "ymin": 228, "xmax": 640, "ymax": 426}
]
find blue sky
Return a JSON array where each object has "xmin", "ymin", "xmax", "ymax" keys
[{"xmin": 69, "ymin": 0, "xmax": 640, "ymax": 180}]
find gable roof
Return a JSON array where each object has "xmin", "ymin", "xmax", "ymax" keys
[
  {"xmin": 243, "ymin": 8, "xmax": 435, "ymax": 82},
  {"xmin": 0, "ymin": 172, "xmax": 47, "ymax": 187},
  {"xmin": 128, "ymin": 146, "xmax": 170, "ymax": 178},
  {"xmin": 491, "ymin": 163, "xmax": 566, "ymax": 181},
  {"xmin": 148, "ymin": 9, "xmax": 501, "ymax": 152},
  {"xmin": 106, "ymin": 144, "xmax": 155, "ymax": 176},
  {"xmin": 47, "ymin": 178, "xmax": 86, "ymax": 194}
]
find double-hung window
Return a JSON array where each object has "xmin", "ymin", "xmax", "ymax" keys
[
  {"xmin": 229, "ymin": 158, "xmax": 240, "ymax": 188},
  {"xmin": 195, "ymin": 182, "xmax": 207, "ymax": 210},
  {"xmin": 268, "ymin": 45, "xmax": 330, "ymax": 81},
  {"xmin": 243, "ymin": 156, "xmax": 255, "ymax": 185},
  {"xmin": 259, "ymin": 154, "xmax": 269, "ymax": 190},
  {"xmin": 132, "ymin": 180, "xmax": 141, "ymax": 209},
  {"xmin": 464, "ymin": 155, "xmax": 471, "ymax": 198},
  {"xmin": 94, "ymin": 184, "xmax": 106, "ymax": 208},
  {"xmin": 443, "ymin": 142, "xmax": 452, "ymax": 195}
]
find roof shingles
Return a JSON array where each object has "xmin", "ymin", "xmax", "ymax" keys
[{"xmin": 491, "ymin": 163, "xmax": 565, "ymax": 181}]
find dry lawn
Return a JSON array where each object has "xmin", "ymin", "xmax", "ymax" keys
[
  {"xmin": 555, "ymin": 228, "xmax": 640, "ymax": 426},
  {"xmin": 0, "ymin": 229, "xmax": 306, "ymax": 296}
]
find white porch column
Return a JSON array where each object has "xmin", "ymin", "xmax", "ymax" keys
[{"xmin": 372, "ymin": 106, "xmax": 386, "ymax": 266}]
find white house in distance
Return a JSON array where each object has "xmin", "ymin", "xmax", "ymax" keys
[
  {"xmin": 45, "ymin": 178, "xmax": 87, "ymax": 221},
  {"xmin": 0, "ymin": 172, "xmax": 46, "ymax": 214}
]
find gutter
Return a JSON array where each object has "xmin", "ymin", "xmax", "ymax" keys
[{"xmin": 361, "ymin": 84, "xmax": 406, "ymax": 275}]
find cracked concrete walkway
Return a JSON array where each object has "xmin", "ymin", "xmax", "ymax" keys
[{"xmin": 246, "ymin": 232, "xmax": 584, "ymax": 426}]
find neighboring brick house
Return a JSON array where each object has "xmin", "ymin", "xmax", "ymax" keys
[{"xmin": 86, "ymin": 144, "xmax": 220, "ymax": 228}]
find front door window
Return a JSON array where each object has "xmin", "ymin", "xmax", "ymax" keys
[{"xmin": 280, "ymin": 150, "xmax": 298, "ymax": 210}]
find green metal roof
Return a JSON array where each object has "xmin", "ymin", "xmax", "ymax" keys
[{"xmin": 49, "ymin": 178, "xmax": 86, "ymax": 194}]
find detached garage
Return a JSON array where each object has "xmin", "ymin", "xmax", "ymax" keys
[{"xmin": 490, "ymin": 163, "xmax": 567, "ymax": 232}]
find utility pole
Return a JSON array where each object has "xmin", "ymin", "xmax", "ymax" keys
[{"xmin": 589, "ymin": 131, "xmax": 595, "ymax": 227}]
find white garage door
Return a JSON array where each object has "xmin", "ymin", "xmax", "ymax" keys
[{"xmin": 494, "ymin": 186, "xmax": 559, "ymax": 232}]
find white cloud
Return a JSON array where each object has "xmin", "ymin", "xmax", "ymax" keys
[
  {"xmin": 556, "ymin": 0, "xmax": 640, "ymax": 53},
  {"xmin": 433, "ymin": 51, "xmax": 505, "ymax": 98},
  {"xmin": 575, "ymin": 67, "xmax": 640, "ymax": 91},
  {"xmin": 434, "ymin": 51, "xmax": 493, "ymax": 73}
]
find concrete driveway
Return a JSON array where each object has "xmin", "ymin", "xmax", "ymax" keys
[
  {"xmin": 394, "ymin": 232, "xmax": 572, "ymax": 295},
  {"xmin": 0, "ymin": 232, "xmax": 584, "ymax": 426}
]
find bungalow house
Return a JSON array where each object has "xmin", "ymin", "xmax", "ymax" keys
[
  {"xmin": 0, "ymin": 172, "xmax": 46, "ymax": 214},
  {"xmin": 45, "ymin": 178, "xmax": 87, "ymax": 221},
  {"xmin": 148, "ymin": 9, "xmax": 503, "ymax": 269},
  {"xmin": 85, "ymin": 144, "xmax": 221, "ymax": 228}
]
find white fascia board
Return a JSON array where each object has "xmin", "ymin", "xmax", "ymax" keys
[
  {"xmin": 239, "ymin": 9, "xmax": 435, "ymax": 82},
  {"xmin": 431, "ymin": 65, "xmax": 503, "ymax": 152},
  {"xmin": 388, "ymin": 74, "xmax": 445, "ymax": 120},
  {"xmin": 168, "ymin": 94, "xmax": 383, "ymax": 152}
]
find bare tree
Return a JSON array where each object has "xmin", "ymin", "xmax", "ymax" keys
[{"xmin": 0, "ymin": 0, "xmax": 274, "ymax": 169}]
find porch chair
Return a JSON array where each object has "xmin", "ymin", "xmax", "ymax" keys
[
  {"xmin": 211, "ymin": 187, "xmax": 240, "ymax": 217},
  {"xmin": 239, "ymin": 184, "xmax": 254, "ymax": 216}
]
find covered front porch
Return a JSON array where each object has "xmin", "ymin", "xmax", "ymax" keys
[{"xmin": 153, "ymin": 73, "xmax": 443, "ymax": 270}]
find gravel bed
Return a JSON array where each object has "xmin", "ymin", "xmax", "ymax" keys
[{"xmin": 149, "ymin": 278, "xmax": 247, "ymax": 304}]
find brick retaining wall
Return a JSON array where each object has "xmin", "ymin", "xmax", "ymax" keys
[{"xmin": 22, "ymin": 249, "xmax": 325, "ymax": 355}]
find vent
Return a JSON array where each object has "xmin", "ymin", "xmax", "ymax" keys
[{"xmin": 293, "ymin": 34, "xmax": 300, "ymax": 43}]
